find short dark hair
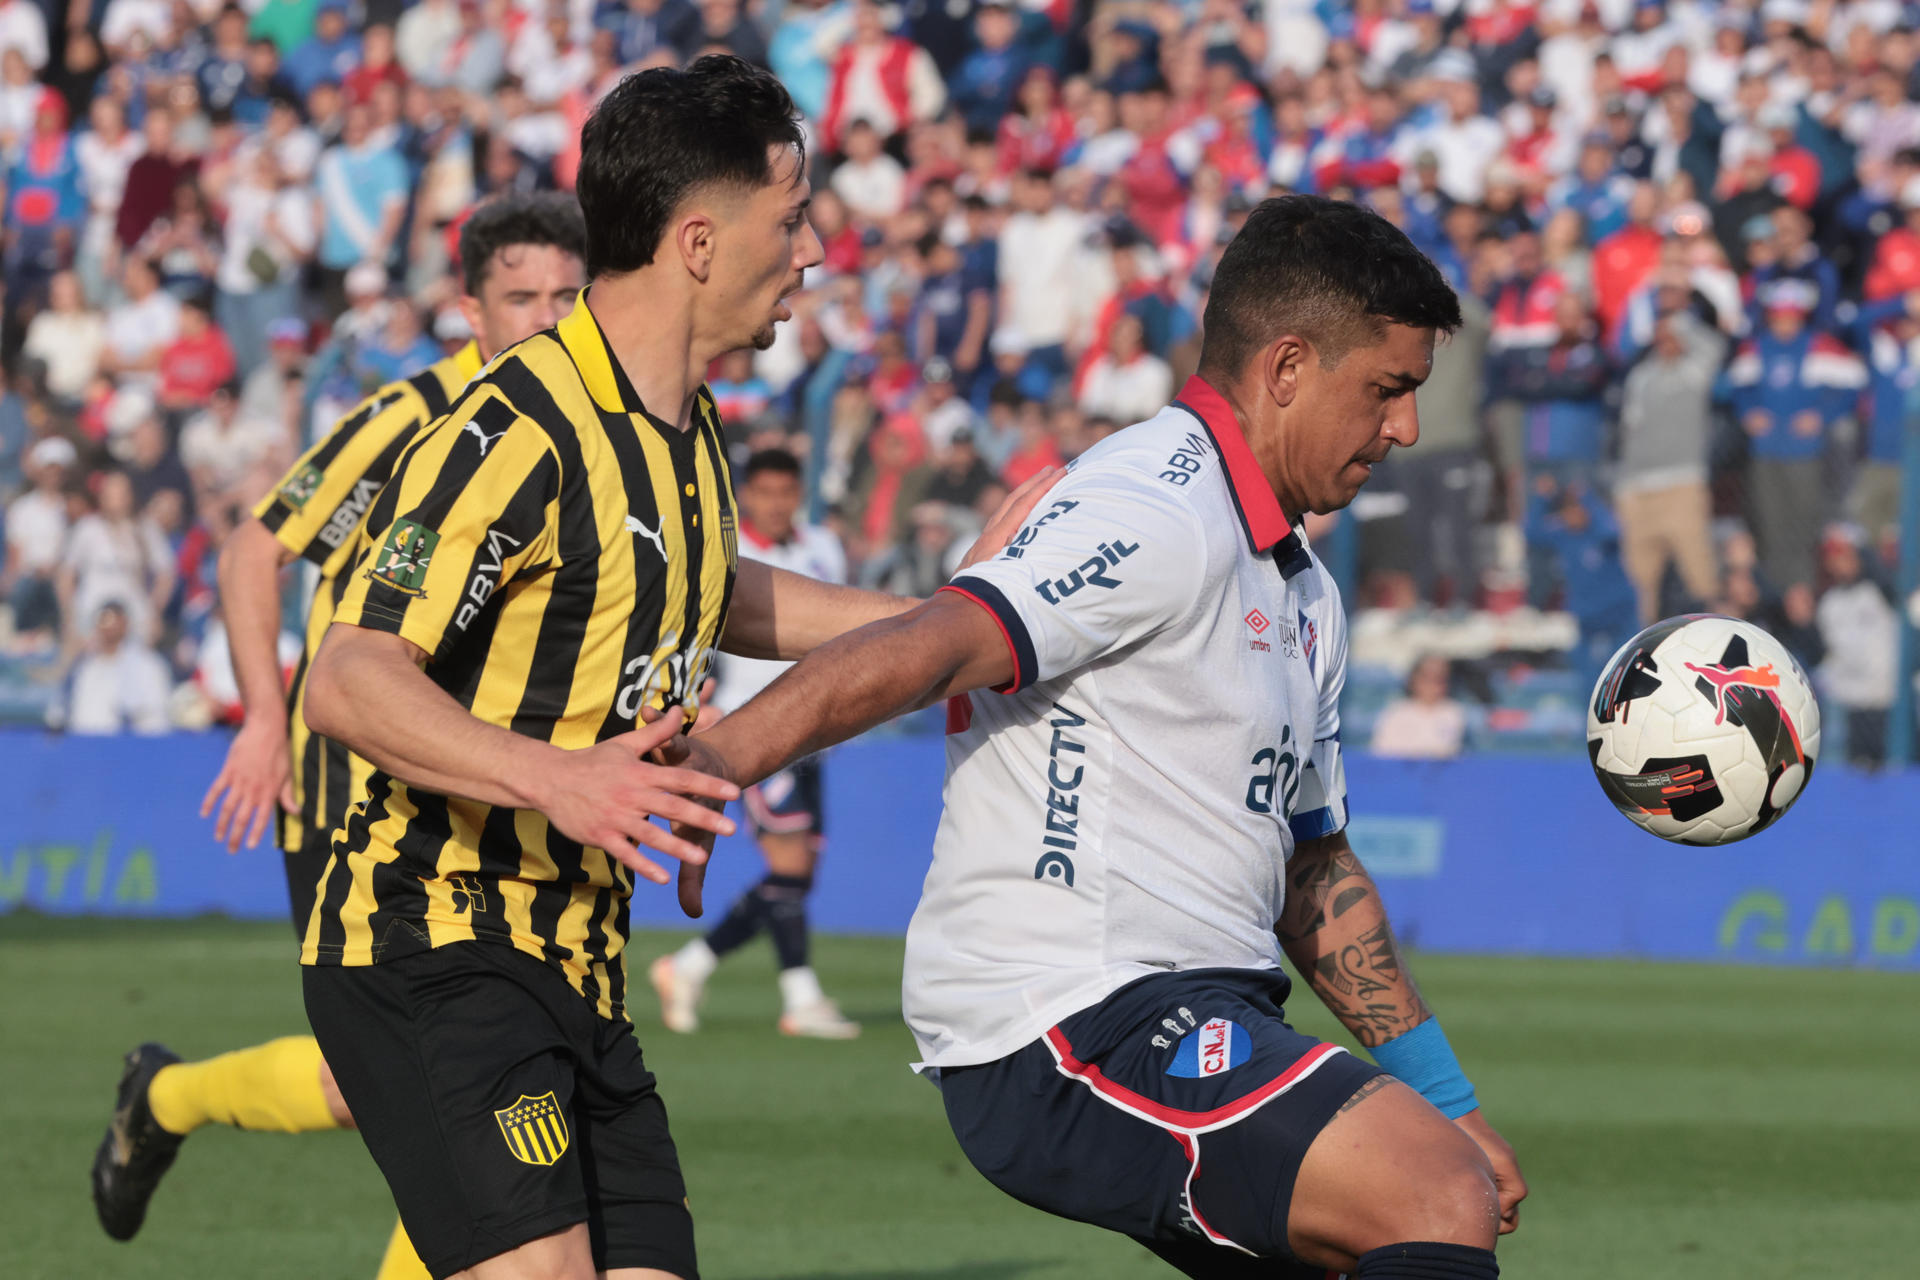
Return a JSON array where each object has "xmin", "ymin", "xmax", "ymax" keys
[
  {"xmin": 1200, "ymin": 195, "xmax": 1461, "ymax": 376},
  {"xmin": 576, "ymin": 55, "xmax": 805, "ymax": 278},
  {"xmin": 458, "ymin": 193, "xmax": 589, "ymax": 295},
  {"xmin": 742, "ymin": 447, "xmax": 803, "ymax": 483}
]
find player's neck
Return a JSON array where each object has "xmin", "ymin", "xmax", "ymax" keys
[
  {"xmin": 587, "ymin": 273, "xmax": 709, "ymax": 431},
  {"xmin": 1206, "ymin": 373, "xmax": 1307, "ymax": 520}
]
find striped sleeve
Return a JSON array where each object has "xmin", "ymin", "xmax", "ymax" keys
[
  {"xmin": 332, "ymin": 390, "xmax": 563, "ymax": 663},
  {"xmin": 254, "ymin": 381, "xmax": 429, "ymax": 570}
]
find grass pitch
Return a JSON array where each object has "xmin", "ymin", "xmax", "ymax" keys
[{"xmin": 4, "ymin": 915, "xmax": 1916, "ymax": 1279}]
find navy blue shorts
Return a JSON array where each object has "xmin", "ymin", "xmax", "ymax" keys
[
  {"xmin": 938, "ymin": 968, "xmax": 1381, "ymax": 1277},
  {"xmin": 742, "ymin": 757, "xmax": 824, "ymax": 838}
]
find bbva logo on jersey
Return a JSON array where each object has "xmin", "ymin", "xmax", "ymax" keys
[{"xmin": 1165, "ymin": 1018, "xmax": 1251, "ymax": 1078}]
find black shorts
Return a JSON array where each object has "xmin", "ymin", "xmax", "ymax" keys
[
  {"xmin": 282, "ymin": 832, "xmax": 332, "ymax": 941},
  {"xmin": 303, "ymin": 943, "xmax": 696, "ymax": 1280},
  {"xmin": 741, "ymin": 756, "xmax": 825, "ymax": 838},
  {"xmin": 938, "ymin": 968, "xmax": 1381, "ymax": 1278}
]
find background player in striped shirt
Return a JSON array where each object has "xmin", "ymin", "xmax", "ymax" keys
[
  {"xmin": 91, "ymin": 195, "xmax": 588, "ymax": 1280},
  {"xmin": 652, "ymin": 446, "xmax": 860, "ymax": 1039}
]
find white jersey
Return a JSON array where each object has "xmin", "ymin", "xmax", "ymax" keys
[
  {"xmin": 715, "ymin": 521, "xmax": 848, "ymax": 712},
  {"xmin": 907, "ymin": 377, "xmax": 1350, "ymax": 1071}
]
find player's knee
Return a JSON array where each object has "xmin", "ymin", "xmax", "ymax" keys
[{"xmin": 1372, "ymin": 1153, "xmax": 1499, "ymax": 1251}]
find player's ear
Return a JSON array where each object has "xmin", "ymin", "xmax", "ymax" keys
[
  {"xmin": 455, "ymin": 291, "xmax": 484, "ymax": 342},
  {"xmin": 1261, "ymin": 336, "xmax": 1306, "ymax": 410},
  {"xmin": 676, "ymin": 214, "xmax": 716, "ymax": 283}
]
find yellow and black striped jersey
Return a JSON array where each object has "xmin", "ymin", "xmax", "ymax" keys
[
  {"xmin": 299, "ymin": 292, "xmax": 738, "ymax": 1022},
  {"xmin": 254, "ymin": 343, "xmax": 484, "ymax": 853}
]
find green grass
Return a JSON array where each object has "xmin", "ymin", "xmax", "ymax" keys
[{"xmin": 3, "ymin": 916, "xmax": 1917, "ymax": 1279}]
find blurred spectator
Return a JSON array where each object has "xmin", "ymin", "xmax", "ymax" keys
[
  {"xmin": 349, "ymin": 296, "xmax": 438, "ymax": 389},
  {"xmin": 819, "ymin": 0, "xmax": 945, "ymax": 153},
  {"xmin": 1078, "ymin": 312, "xmax": 1171, "ymax": 426},
  {"xmin": 4, "ymin": 87, "xmax": 83, "ymax": 315},
  {"xmin": 100, "ymin": 256, "xmax": 182, "ymax": 389},
  {"xmin": 116, "ymin": 110, "xmax": 198, "ymax": 256},
  {"xmin": 1865, "ymin": 178, "xmax": 1920, "ymax": 300},
  {"xmin": 179, "ymin": 380, "xmax": 288, "ymax": 503},
  {"xmin": 1721, "ymin": 279, "xmax": 1868, "ymax": 592},
  {"xmin": 950, "ymin": 0, "xmax": 1024, "ymax": 137},
  {"xmin": 1617, "ymin": 310, "xmax": 1726, "ymax": 624},
  {"xmin": 916, "ymin": 358, "xmax": 976, "ymax": 452},
  {"xmin": 1815, "ymin": 526, "xmax": 1898, "ymax": 771},
  {"xmin": 57, "ymin": 468, "xmax": 174, "ymax": 652},
  {"xmin": 1488, "ymin": 288, "xmax": 1609, "ymax": 496},
  {"xmin": 1401, "ymin": 292, "xmax": 1490, "ymax": 606},
  {"xmin": 830, "ymin": 118, "xmax": 906, "ymax": 221},
  {"xmin": 3, "ymin": 437, "xmax": 74, "ymax": 650},
  {"xmin": 1370, "ymin": 655, "xmax": 1467, "ymax": 761},
  {"xmin": 1526, "ymin": 479, "xmax": 1640, "ymax": 687},
  {"xmin": 155, "ymin": 295, "xmax": 240, "ymax": 415},
  {"xmin": 22, "ymin": 270, "xmax": 106, "ymax": 408},
  {"xmin": 313, "ymin": 102, "xmax": 407, "ymax": 311},
  {"xmin": 215, "ymin": 147, "xmax": 317, "ymax": 375},
  {"xmin": 710, "ymin": 349, "xmax": 774, "ymax": 423},
  {"xmin": 1852, "ymin": 292, "xmax": 1920, "ymax": 551},
  {"xmin": 999, "ymin": 397, "xmax": 1061, "ymax": 489},
  {"xmin": 996, "ymin": 169, "xmax": 1084, "ymax": 379},
  {"xmin": 63, "ymin": 601, "xmax": 172, "ymax": 735},
  {"xmin": 898, "ymin": 423, "xmax": 994, "ymax": 533}
]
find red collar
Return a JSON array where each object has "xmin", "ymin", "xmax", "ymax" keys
[
  {"xmin": 738, "ymin": 517, "xmax": 785, "ymax": 551},
  {"xmin": 1171, "ymin": 374, "xmax": 1294, "ymax": 555}
]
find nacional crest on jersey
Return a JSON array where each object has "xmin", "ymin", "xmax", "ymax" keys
[
  {"xmin": 368, "ymin": 519, "xmax": 439, "ymax": 598},
  {"xmin": 495, "ymin": 1092, "xmax": 570, "ymax": 1166},
  {"xmin": 278, "ymin": 463, "xmax": 324, "ymax": 510},
  {"xmin": 1165, "ymin": 1017, "xmax": 1251, "ymax": 1078}
]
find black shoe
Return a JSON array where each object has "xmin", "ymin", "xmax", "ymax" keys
[{"xmin": 92, "ymin": 1042, "xmax": 185, "ymax": 1241}]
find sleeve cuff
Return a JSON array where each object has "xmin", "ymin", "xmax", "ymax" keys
[
  {"xmin": 940, "ymin": 577, "xmax": 1037, "ymax": 694},
  {"xmin": 1288, "ymin": 806, "xmax": 1344, "ymax": 842}
]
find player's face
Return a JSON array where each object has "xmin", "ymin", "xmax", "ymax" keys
[
  {"xmin": 460, "ymin": 244, "xmax": 586, "ymax": 361},
  {"xmin": 717, "ymin": 145, "xmax": 823, "ymax": 352},
  {"xmin": 1287, "ymin": 322, "xmax": 1432, "ymax": 515},
  {"xmin": 739, "ymin": 470, "xmax": 803, "ymax": 541}
]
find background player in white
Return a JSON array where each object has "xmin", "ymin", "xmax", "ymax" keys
[
  {"xmin": 651, "ymin": 447, "xmax": 860, "ymax": 1039},
  {"xmin": 676, "ymin": 196, "xmax": 1527, "ymax": 1280}
]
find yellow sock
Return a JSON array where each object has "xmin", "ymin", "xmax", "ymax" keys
[
  {"xmin": 375, "ymin": 1217, "xmax": 431, "ymax": 1280},
  {"xmin": 146, "ymin": 1036, "xmax": 341, "ymax": 1135}
]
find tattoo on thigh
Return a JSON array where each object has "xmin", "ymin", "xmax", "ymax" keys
[{"xmin": 1337, "ymin": 1075, "xmax": 1392, "ymax": 1115}]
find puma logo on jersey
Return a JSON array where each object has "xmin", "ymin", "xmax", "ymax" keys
[
  {"xmin": 464, "ymin": 419, "xmax": 508, "ymax": 456},
  {"xmin": 626, "ymin": 514, "xmax": 667, "ymax": 564}
]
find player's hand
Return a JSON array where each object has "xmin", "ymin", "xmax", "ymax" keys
[
  {"xmin": 1790, "ymin": 408, "xmax": 1823, "ymax": 438},
  {"xmin": 957, "ymin": 466, "xmax": 1065, "ymax": 571},
  {"xmin": 656, "ymin": 730, "xmax": 742, "ymax": 920},
  {"xmin": 1453, "ymin": 1108, "xmax": 1527, "ymax": 1235},
  {"xmin": 201, "ymin": 715, "xmax": 295, "ymax": 854},
  {"xmin": 689, "ymin": 676, "xmax": 723, "ymax": 733},
  {"xmin": 1742, "ymin": 409, "xmax": 1773, "ymax": 437},
  {"xmin": 537, "ymin": 714, "xmax": 739, "ymax": 888}
]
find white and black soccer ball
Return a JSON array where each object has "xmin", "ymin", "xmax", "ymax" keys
[{"xmin": 1588, "ymin": 615, "xmax": 1821, "ymax": 845}]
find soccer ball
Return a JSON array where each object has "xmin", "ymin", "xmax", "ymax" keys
[{"xmin": 1588, "ymin": 615, "xmax": 1821, "ymax": 845}]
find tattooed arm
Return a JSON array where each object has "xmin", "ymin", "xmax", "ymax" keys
[
  {"xmin": 1275, "ymin": 829, "xmax": 1430, "ymax": 1047},
  {"xmin": 1279, "ymin": 830, "xmax": 1530, "ymax": 1233}
]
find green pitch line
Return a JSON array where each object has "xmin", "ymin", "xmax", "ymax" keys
[{"xmin": 3, "ymin": 916, "xmax": 1916, "ymax": 1279}]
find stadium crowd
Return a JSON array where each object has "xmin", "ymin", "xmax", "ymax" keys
[{"xmin": 0, "ymin": 0, "xmax": 1915, "ymax": 761}]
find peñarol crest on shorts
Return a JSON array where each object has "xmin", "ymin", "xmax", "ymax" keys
[
  {"xmin": 368, "ymin": 518, "xmax": 439, "ymax": 598},
  {"xmin": 494, "ymin": 1092, "xmax": 570, "ymax": 1166},
  {"xmin": 278, "ymin": 463, "xmax": 324, "ymax": 510}
]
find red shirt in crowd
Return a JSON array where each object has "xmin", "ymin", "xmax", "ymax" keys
[
  {"xmin": 1120, "ymin": 130, "xmax": 1190, "ymax": 247},
  {"xmin": 1866, "ymin": 226, "xmax": 1920, "ymax": 300},
  {"xmin": 157, "ymin": 327, "xmax": 238, "ymax": 407},
  {"xmin": 1592, "ymin": 223, "xmax": 1663, "ymax": 336}
]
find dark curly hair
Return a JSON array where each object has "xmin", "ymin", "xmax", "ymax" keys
[
  {"xmin": 1200, "ymin": 195, "xmax": 1461, "ymax": 376},
  {"xmin": 457, "ymin": 192, "xmax": 588, "ymax": 295},
  {"xmin": 576, "ymin": 55, "xmax": 806, "ymax": 278}
]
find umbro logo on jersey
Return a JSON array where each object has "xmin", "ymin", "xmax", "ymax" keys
[
  {"xmin": 1246, "ymin": 609, "xmax": 1272, "ymax": 653},
  {"xmin": 625, "ymin": 514, "xmax": 667, "ymax": 564}
]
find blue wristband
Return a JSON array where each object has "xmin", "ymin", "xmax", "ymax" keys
[{"xmin": 1369, "ymin": 1019, "xmax": 1479, "ymax": 1119}]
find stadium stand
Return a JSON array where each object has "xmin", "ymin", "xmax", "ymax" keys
[{"xmin": 0, "ymin": 0, "xmax": 1915, "ymax": 761}]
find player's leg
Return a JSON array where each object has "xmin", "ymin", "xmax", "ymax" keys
[
  {"xmin": 570, "ymin": 1016, "xmax": 698, "ymax": 1280},
  {"xmin": 304, "ymin": 945, "xmax": 606, "ymax": 1280},
  {"xmin": 91, "ymin": 837, "xmax": 349, "ymax": 1240},
  {"xmin": 1284, "ymin": 1077, "xmax": 1499, "ymax": 1274}
]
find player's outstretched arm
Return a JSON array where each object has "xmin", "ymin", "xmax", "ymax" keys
[
  {"xmin": 304, "ymin": 622, "xmax": 739, "ymax": 884},
  {"xmin": 719, "ymin": 467, "xmax": 1061, "ymax": 662},
  {"xmin": 200, "ymin": 518, "xmax": 298, "ymax": 853},
  {"xmin": 690, "ymin": 590, "xmax": 1013, "ymax": 792},
  {"xmin": 1279, "ymin": 831, "xmax": 1528, "ymax": 1233}
]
